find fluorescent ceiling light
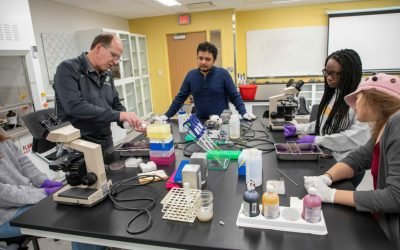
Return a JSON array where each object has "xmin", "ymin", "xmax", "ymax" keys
[{"xmin": 154, "ymin": 0, "xmax": 181, "ymax": 6}]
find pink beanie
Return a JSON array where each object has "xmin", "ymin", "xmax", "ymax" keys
[{"xmin": 344, "ymin": 73, "xmax": 400, "ymax": 109}]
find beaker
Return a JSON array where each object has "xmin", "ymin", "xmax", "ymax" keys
[{"xmin": 197, "ymin": 190, "xmax": 213, "ymax": 222}]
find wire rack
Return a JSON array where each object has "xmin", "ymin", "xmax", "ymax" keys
[{"xmin": 161, "ymin": 187, "xmax": 201, "ymax": 223}]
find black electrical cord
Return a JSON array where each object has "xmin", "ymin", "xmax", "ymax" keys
[{"xmin": 108, "ymin": 174, "xmax": 162, "ymax": 234}]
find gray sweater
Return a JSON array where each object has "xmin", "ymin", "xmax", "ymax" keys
[
  {"xmin": 0, "ymin": 140, "xmax": 47, "ymax": 224},
  {"xmin": 341, "ymin": 111, "xmax": 400, "ymax": 248}
]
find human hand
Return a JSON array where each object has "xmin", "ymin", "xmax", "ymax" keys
[
  {"xmin": 135, "ymin": 121, "xmax": 148, "ymax": 133},
  {"xmin": 43, "ymin": 186, "xmax": 63, "ymax": 196},
  {"xmin": 304, "ymin": 176, "xmax": 336, "ymax": 203},
  {"xmin": 120, "ymin": 112, "xmax": 142, "ymax": 129},
  {"xmin": 242, "ymin": 113, "xmax": 256, "ymax": 120},
  {"xmin": 304, "ymin": 175, "xmax": 332, "ymax": 190},
  {"xmin": 40, "ymin": 179, "xmax": 63, "ymax": 188},
  {"xmin": 296, "ymin": 135, "xmax": 316, "ymax": 144},
  {"xmin": 159, "ymin": 115, "xmax": 168, "ymax": 121},
  {"xmin": 283, "ymin": 124, "xmax": 296, "ymax": 137}
]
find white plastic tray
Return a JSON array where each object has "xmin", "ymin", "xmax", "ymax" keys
[{"xmin": 236, "ymin": 201, "xmax": 328, "ymax": 235}]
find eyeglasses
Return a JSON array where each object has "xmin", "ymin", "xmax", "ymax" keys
[
  {"xmin": 101, "ymin": 44, "xmax": 121, "ymax": 63},
  {"xmin": 322, "ymin": 69, "xmax": 341, "ymax": 79}
]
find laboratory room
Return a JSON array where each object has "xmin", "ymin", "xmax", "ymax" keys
[{"xmin": 1, "ymin": 0, "xmax": 400, "ymax": 249}]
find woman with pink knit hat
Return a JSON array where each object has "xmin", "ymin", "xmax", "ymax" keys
[{"xmin": 304, "ymin": 73, "xmax": 400, "ymax": 247}]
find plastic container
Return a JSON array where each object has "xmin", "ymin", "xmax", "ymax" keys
[
  {"xmin": 236, "ymin": 204, "xmax": 328, "ymax": 235},
  {"xmin": 207, "ymin": 150, "xmax": 241, "ymax": 160},
  {"xmin": 149, "ymin": 147, "xmax": 175, "ymax": 158},
  {"xmin": 150, "ymin": 152, "xmax": 176, "ymax": 166},
  {"xmin": 245, "ymin": 148, "xmax": 262, "ymax": 187},
  {"xmin": 178, "ymin": 108, "xmax": 187, "ymax": 133},
  {"xmin": 262, "ymin": 184, "xmax": 280, "ymax": 219},
  {"xmin": 146, "ymin": 123, "xmax": 172, "ymax": 139},
  {"xmin": 239, "ymin": 84, "xmax": 258, "ymax": 100},
  {"xmin": 274, "ymin": 143, "xmax": 323, "ymax": 161},
  {"xmin": 229, "ymin": 114, "xmax": 241, "ymax": 139},
  {"xmin": 173, "ymin": 160, "xmax": 190, "ymax": 183},
  {"xmin": 238, "ymin": 149, "xmax": 250, "ymax": 176},
  {"xmin": 302, "ymin": 187, "xmax": 322, "ymax": 223},
  {"xmin": 149, "ymin": 135, "xmax": 174, "ymax": 151}
]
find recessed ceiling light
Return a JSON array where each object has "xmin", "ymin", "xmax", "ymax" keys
[{"xmin": 154, "ymin": 0, "xmax": 181, "ymax": 7}]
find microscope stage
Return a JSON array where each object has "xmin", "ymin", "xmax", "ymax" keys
[{"xmin": 58, "ymin": 187, "xmax": 97, "ymax": 200}]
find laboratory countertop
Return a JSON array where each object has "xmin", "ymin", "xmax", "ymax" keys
[{"xmin": 11, "ymin": 120, "xmax": 395, "ymax": 250}]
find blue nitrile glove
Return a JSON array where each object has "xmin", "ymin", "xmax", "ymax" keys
[
  {"xmin": 283, "ymin": 124, "xmax": 296, "ymax": 137},
  {"xmin": 43, "ymin": 186, "xmax": 63, "ymax": 196},
  {"xmin": 296, "ymin": 135, "xmax": 316, "ymax": 144},
  {"xmin": 40, "ymin": 179, "xmax": 63, "ymax": 188}
]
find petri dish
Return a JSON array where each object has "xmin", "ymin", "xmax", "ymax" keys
[{"xmin": 109, "ymin": 160, "xmax": 126, "ymax": 171}]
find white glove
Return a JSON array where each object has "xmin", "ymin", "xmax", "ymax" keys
[
  {"xmin": 304, "ymin": 176, "xmax": 336, "ymax": 203},
  {"xmin": 154, "ymin": 115, "xmax": 168, "ymax": 123},
  {"xmin": 159, "ymin": 115, "xmax": 168, "ymax": 121},
  {"xmin": 304, "ymin": 175, "xmax": 332, "ymax": 189},
  {"xmin": 242, "ymin": 113, "xmax": 256, "ymax": 120}
]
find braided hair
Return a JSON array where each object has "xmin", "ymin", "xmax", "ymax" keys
[{"xmin": 315, "ymin": 49, "xmax": 362, "ymax": 135}]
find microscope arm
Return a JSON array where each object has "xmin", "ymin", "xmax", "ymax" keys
[{"xmin": 66, "ymin": 139, "xmax": 107, "ymax": 189}]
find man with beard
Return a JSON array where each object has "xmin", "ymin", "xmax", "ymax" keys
[{"xmin": 163, "ymin": 42, "xmax": 255, "ymax": 121}]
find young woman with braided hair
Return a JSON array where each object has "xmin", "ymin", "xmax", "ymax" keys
[
  {"xmin": 284, "ymin": 49, "xmax": 370, "ymax": 187},
  {"xmin": 284, "ymin": 49, "xmax": 370, "ymax": 161}
]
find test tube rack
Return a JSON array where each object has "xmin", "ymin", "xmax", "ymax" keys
[{"xmin": 161, "ymin": 187, "xmax": 201, "ymax": 223}]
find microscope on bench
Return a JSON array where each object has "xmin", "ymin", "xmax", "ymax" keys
[
  {"xmin": 268, "ymin": 80, "xmax": 305, "ymax": 130},
  {"xmin": 37, "ymin": 117, "xmax": 112, "ymax": 207}
]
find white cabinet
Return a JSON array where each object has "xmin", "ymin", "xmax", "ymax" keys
[
  {"xmin": 299, "ymin": 83, "xmax": 324, "ymax": 110},
  {"xmin": 129, "ymin": 33, "xmax": 152, "ymax": 119},
  {"xmin": 75, "ymin": 29, "xmax": 153, "ymax": 119}
]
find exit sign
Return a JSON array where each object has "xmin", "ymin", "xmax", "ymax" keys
[{"xmin": 178, "ymin": 14, "xmax": 191, "ymax": 25}]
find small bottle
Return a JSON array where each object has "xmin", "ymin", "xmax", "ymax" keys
[
  {"xmin": 229, "ymin": 114, "xmax": 240, "ymax": 139},
  {"xmin": 242, "ymin": 181, "xmax": 260, "ymax": 217},
  {"xmin": 302, "ymin": 187, "xmax": 322, "ymax": 223},
  {"xmin": 6, "ymin": 110, "xmax": 17, "ymax": 127},
  {"xmin": 245, "ymin": 148, "xmax": 262, "ymax": 187},
  {"xmin": 178, "ymin": 107, "xmax": 187, "ymax": 133},
  {"xmin": 262, "ymin": 184, "xmax": 280, "ymax": 219}
]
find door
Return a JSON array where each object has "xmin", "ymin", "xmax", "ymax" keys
[{"xmin": 167, "ymin": 31, "xmax": 206, "ymax": 103}]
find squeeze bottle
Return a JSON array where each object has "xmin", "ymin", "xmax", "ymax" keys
[
  {"xmin": 302, "ymin": 187, "xmax": 322, "ymax": 223},
  {"xmin": 245, "ymin": 148, "xmax": 262, "ymax": 187},
  {"xmin": 262, "ymin": 184, "xmax": 280, "ymax": 219},
  {"xmin": 242, "ymin": 181, "xmax": 260, "ymax": 217},
  {"xmin": 178, "ymin": 108, "xmax": 187, "ymax": 133}
]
